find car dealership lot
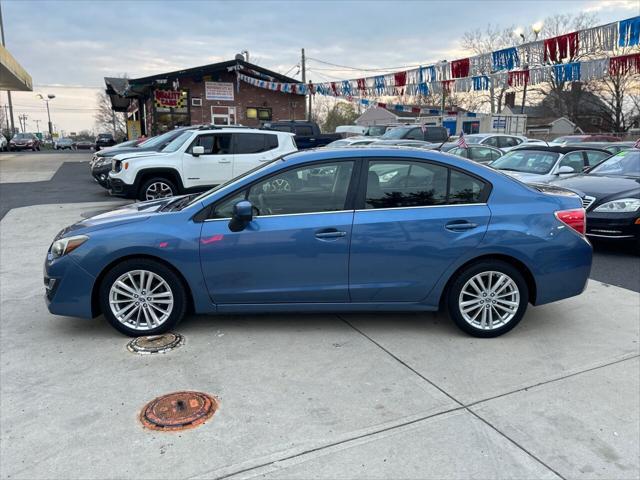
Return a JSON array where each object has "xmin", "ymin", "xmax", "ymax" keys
[{"xmin": 0, "ymin": 152, "xmax": 639, "ymax": 479}]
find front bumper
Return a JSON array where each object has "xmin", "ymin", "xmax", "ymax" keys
[
  {"xmin": 44, "ymin": 254, "xmax": 96, "ymax": 319},
  {"xmin": 91, "ymin": 163, "xmax": 112, "ymax": 188},
  {"xmin": 586, "ymin": 211, "xmax": 640, "ymax": 240},
  {"xmin": 108, "ymin": 178, "xmax": 137, "ymax": 198}
]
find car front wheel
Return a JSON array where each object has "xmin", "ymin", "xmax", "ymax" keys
[
  {"xmin": 447, "ymin": 260, "xmax": 529, "ymax": 338},
  {"xmin": 99, "ymin": 259, "xmax": 187, "ymax": 336},
  {"xmin": 139, "ymin": 177, "xmax": 177, "ymax": 201}
]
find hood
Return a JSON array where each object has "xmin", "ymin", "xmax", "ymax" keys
[
  {"xmin": 96, "ymin": 144, "xmax": 160, "ymax": 158},
  {"xmin": 56, "ymin": 197, "xmax": 180, "ymax": 237},
  {"xmin": 549, "ymin": 174, "xmax": 640, "ymax": 199},
  {"xmin": 112, "ymin": 150, "xmax": 171, "ymax": 161}
]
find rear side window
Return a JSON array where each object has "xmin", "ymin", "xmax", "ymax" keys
[
  {"xmin": 405, "ymin": 128, "xmax": 423, "ymax": 140},
  {"xmin": 233, "ymin": 133, "xmax": 279, "ymax": 154},
  {"xmin": 585, "ymin": 150, "xmax": 610, "ymax": 166},
  {"xmin": 294, "ymin": 125, "xmax": 314, "ymax": 136},
  {"xmin": 365, "ymin": 160, "xmax": 489, "ymax": 209}
]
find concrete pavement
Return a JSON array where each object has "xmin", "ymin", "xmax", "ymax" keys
[{"xmin": 0, "ymin": 202, "xmax": 638, "ymax": 480}]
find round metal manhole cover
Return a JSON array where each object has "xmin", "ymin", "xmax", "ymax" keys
[
  {"xmin": 140, "ymin": 391, "xmax": 219, "ymax": 431},
  {"xmin": 127, "ymin": 333, "xmax": 184, "ymax": 354}
]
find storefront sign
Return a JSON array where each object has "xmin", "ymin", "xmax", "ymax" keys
[
  {"xmin": 154, "ymin": 90, "xmax": 185, "ymax": 108},
  {"xmin": 205, "ymin": 82, "xmax": 234, "ymax": 101},
  {"xmin": 127, "ymin": 120, "xmax": 142, "ymax": 139}
]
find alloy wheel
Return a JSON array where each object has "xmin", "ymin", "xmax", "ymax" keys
[
  {"xmin": 145, "ymin": 182, "xmax": 174, "ymax": 200},
  {"xmin": 458, "ymin": 270, "xmax": 520, "ymax": 331},
  {"xmin": 108, "ymin": 269, "xmax": 174, "ymax": 331}
]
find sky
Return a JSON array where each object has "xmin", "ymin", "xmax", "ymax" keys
[{"xmin": 1, "ymin": 0, "xmax": 638, "ymax": 135}]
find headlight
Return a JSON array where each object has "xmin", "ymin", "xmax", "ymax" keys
[
  {"xmin": 95, "ymin": 157, "xmax": 112, "ymax": 167},
  {"xmin": 593, "ymin": 198, "xmax": 640, "ymax": 213},
  {"xmin": 50, "ymin": 235, "xmax": 89, "ymax": 259}
]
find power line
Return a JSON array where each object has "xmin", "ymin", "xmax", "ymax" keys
[{"xmin": 307, "ymin": 56, "xmax": 424, "ymax": 72}]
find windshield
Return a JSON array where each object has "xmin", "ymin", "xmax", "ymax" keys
[
  {"xmin": 381, "ymin": 127, "xmax": 412, "ymax": 139},
  {"xmin": 366, "ymin": 126, "xmax": 387, "ymax": 136},
  {"xmin": 13, "ymin": 133, "xmax": 32, "ymax": 139},
  {"xmin": 161, "ymin": 131, "xmax": 193, "ymax": 153},
  {"xmin": 491, "ymin": 150, "xmax": 560, "ymax": 174},
  {"xmin": 140, "ymin": 129, "xmax": 187, "ymax": 149},
  {"xmin": 589, "ymin": 150, "xmax": 640, "ymax": 177}
]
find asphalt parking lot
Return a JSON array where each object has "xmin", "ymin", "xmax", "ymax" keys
[{"xmin": 0, "ymin": 151, "xmax": 639, "ymax": 479}]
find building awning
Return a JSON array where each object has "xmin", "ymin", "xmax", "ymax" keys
[{"xmin": 0, "ymin": 44, "xmax": 32, "ymax": 91}]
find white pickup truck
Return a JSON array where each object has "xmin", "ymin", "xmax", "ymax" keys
[{"xmin": 108, "ymin": 127, "xmax": 297, "ymax": 200}]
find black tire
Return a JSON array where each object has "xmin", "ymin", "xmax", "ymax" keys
[
  {"xmin": 138, "ymin": 176, "xmax": 178, "ymax": 201},
  {"xmin": 447, "ymin": 260, "xmax": 529, "ymax": 338},
  {"xmin": 99, "ymin": 258, "xmax": 187, "ymax": 336}
]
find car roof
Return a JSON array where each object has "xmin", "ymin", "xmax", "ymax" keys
[{"xmin": 510, "ymin": 145, "xmax": 609, "ymax": 154}]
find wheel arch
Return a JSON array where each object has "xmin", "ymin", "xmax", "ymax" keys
[
  {"xmin": 134, "ymin": 168, "xmax": 185, "ymax": 193},
  {"xmin": 91, "ymin": 254, "xmax": 196, "ymax": 318},
  {"xmin": 438, "ymin": 253, "xmax": 537, "ymax": 309}
]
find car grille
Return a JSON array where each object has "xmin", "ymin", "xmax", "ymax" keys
[{"xmin": 582, "ymin": 195, "xmax": 596, "ymax": 210}]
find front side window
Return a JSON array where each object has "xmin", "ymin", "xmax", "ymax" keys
[
  {"xmin": 483, "ymin": 136, "xmax": 499, "ymax": 147},
  {"xmin": 365, "ymin": 161, "xmax": 448, "ymax": 209},
  {"xmin": 558, "ymin": 152, "xmax": 585, "ymax": 172},
  {"xmin": 191, "ymin": 134, "xmax": 232, "ymax": 155},
  {"xmin": 213, "ymin": 161, "xmax": 354, "ymax": 218},
  {"xmin": 449, "ymin": 147, "xmax": 469, "ymax": 158},
  {"xmin": 469, "ymin": 147, "xmax": 496, "ymax": 162}
]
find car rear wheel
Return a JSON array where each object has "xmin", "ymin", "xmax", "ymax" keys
[
  {"xmin": 447, "ymin": 260, "xmax": 528, "ymax": 338},
  {"xmin": 139, "ymin": 177, "xmax": 177, "ymax": 201},
  {"xmin": 99, "ymin": 259, "xmax": 187, "ymax": 336}
]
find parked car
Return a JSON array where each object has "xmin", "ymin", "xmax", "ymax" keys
[
  {"xmin": 463, "ymin": 133, "xmax": 528, "ymax": 150},
  {"xmin": 263, "ymin": 121, "xmax": 340, "ymax": 149},
  {"xmin": 0, "ymin": 135, "xmax": 7, "ymax": 152},
  {"xmin": 108, "ymin": 127, "xmax": 297, "ymax": 200},
  {"xmin": 95, "ymin": 133, "xmax": 116, "ymax": 150},
  {"xmin": 45, "ymin": 147, "xmax": 592, "ymax": 338},
  {"xmin": 372, "ymin": 139, "xmax": 435, "ymax": 148},
  {"xmin": 380, "ymin": 125, "xmax": 449, "ymax": 143},
  {"xmin": 440, "ymin": 143, "xmax": 503, "ymax": 164},
  {"xmin": 550, "ymin": 134, "xmax": 620, "ymax": 144},
  {"xmin": 91, "ymin": 127, "xmax": 198, "ymax": 188},
  {"xmin": 75, "ymin": 139, "xmax": 95, "ymax": 150},
  {"xmin": 547, "ymin": 149, "xmax": 639, "ymax": 245},
  {"xmin": 55, "ymin": 138, "xmax": 75, "ymax": 150},
  {"xmin": 336, "ymin": 125, "xmax": 366, "ymax": 137},
  {"xmin": 490, "ymin": 146, "xmax": 611, "ymax": 183},
  {"xmin": 563, "ymin": 141, "xmax": 637, "ymax": 155},
  {"xmin": 9, "ymin": 133, "xmax": 40, "ymax": 151},
  {"xmin": 325, "ymin": 137, "xmax": 376, "ymax": 147}
]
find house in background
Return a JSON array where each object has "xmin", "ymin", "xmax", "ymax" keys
[
  {"xmin": 525, "ymin": 116, "xmax": 582, "ymax": 137},
  {"xmin": 354, "ymin": 106, "xmax": 428, "ymax": 126}
]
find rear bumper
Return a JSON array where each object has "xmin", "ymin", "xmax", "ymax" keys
[{"xmin": 586, "ymin": 212, "xmax": 639, "ymax": 240}]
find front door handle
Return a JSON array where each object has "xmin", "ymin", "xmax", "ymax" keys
[
  {"xmin": 218, "ymin": 158, "xmax": 231, "ymax": 164},
  {"xmin": 445, "ymin": 220, "xmax": 478, "ymax": 232},
  {"xmin": 315, "ymin": 228, "xmax": 347, "ymax": 240}
]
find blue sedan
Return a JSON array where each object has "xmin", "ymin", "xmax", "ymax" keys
[{"xmin": 45, "ymin": 148, "xmax": 592, "ymax": 338}]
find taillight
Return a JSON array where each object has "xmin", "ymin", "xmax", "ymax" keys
[{"xmin": 555, "ymin": 208, "xmax": 586, "ymax": 236}]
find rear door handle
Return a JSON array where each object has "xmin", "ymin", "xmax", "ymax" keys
[
  {"xmin": 315, "ymin": 228, "xmax": 347, "ymax": 240},
  {"xmin": 218, "ymin": 158, "xmax": 231, "ymax": 164},
  {"xmin": 445, "ymin": 221, "xmax": 478, "ymax": 232}
]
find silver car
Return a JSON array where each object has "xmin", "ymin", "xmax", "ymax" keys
[{"xmin": 490, "ymin": 146, "xmax": 611, "ymax": 184}]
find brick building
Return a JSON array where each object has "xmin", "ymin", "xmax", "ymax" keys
[{"xmin": 105, "ymin": 59, "xmax": 304, "ymax": 137}]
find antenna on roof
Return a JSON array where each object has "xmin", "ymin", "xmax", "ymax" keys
[{"xmin": 435, "ymin": 135, "xmax": 450, "ymax": 151}]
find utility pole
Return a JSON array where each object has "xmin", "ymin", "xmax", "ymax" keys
[
  {"xmin": 0, "ymin": 1, "xmax": 16, "ymax": 135},
  {"xmin": 18, "ymin": 113, "xmax": 27, "ymax": 132},
  {"xmin": 111, "ymin": 109, "xmax": 117, "ymax": 137},
  {"xmin": 301, "ymin": 48, "xmax": 308, "ymax": 121}
]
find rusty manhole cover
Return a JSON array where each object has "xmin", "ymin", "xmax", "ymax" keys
[
  {"xmin": 127, "ymin": 333, "xmax": 184, "ymax": 354},
  {"xmin": 140, "ymin": 391, "xmax": 219, "ymax": 431}
]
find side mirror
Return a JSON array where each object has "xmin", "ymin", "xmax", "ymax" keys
[
  {"xmin": 192, "ymin": 145, "xmax": 205, "ymax": 157},
  {"xmin": 556, "ymin": 165, "xmax": 575, "ymax": 175},
  {"xmin": 228, "ymin": 200, "xmax": 254, "ymax": 232}
]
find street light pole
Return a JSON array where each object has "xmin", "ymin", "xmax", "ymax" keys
[
  {"xmin": 0, "ymin": 0, "xmax": 16, "ymax": 135},
  {"xmin": 37, "ymin": 93, "xmax": 55, "ymax": 137}
]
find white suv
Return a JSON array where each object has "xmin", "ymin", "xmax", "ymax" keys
[{"xmin": 108, "ymin": 127, "xmax": 296, "ymax": 200}]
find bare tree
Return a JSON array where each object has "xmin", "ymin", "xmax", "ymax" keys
[
  {"xmin": 461, "ymin": 24, "xmax": 516, "ymax": 113},
  {"xmin": 94, "ymin": 91, "xmax": 126, "ymax": 138}
]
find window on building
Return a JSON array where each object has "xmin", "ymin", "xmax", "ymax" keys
[{"xmin": 246, "ymin": 107, "xmax": 272, "ymax": 121}]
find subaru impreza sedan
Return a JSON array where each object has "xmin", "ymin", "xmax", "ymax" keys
[{"xmin": 45, "ymin": 147, "xmax": 592, "ymax": 338}]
